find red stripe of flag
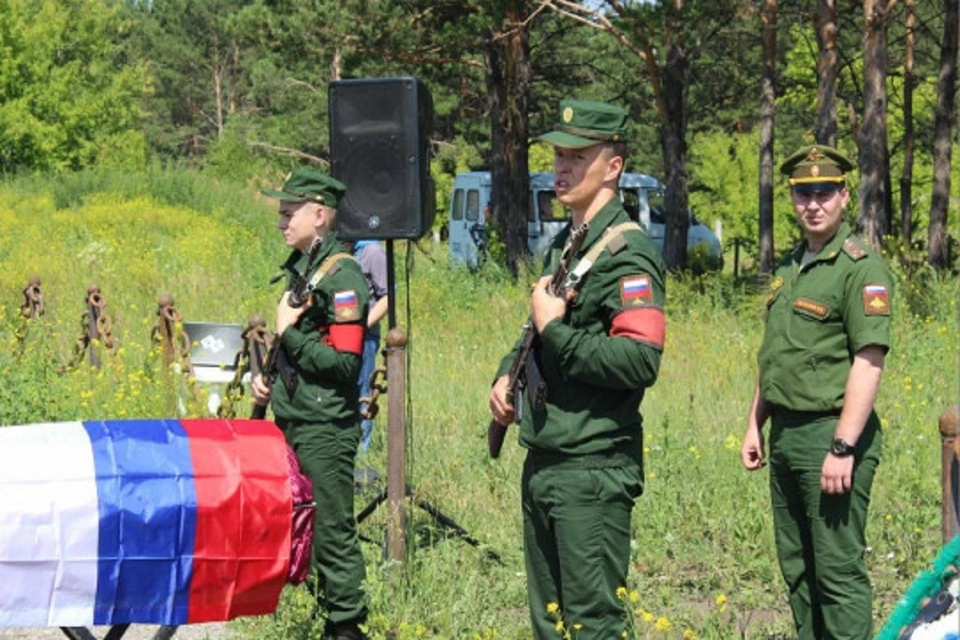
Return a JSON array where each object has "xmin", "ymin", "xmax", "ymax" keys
[{"xmin": 179, "ymin": 419, "xmax": 292, "ymax": 622}]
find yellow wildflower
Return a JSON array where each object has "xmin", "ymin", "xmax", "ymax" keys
[
  {"xmin": 715, "ymin": 593, "xmax": 728, "ymax": 613},
  {"xmin": 654, "ymin": 616, "xmax": 671, "ymax": 631},
  {"xmin": 546, "ymin": 602, "xmax": 559, "ymax": 614},
  {"xmin": 616, "ymin": 586, "xmax": 628, "ymax": 600}
]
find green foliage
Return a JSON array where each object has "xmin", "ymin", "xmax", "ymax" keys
[{"xmin": 0, "ymin": 0, "xmax": 151, "ymax": 172}]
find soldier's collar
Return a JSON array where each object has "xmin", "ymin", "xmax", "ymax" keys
[
  {"xmin": 579, "ymin": 196, "xmax": 628, "ymax": 252},
  {"xmin": 795, "ymin": 222, "xmax": 850, "ymax": 265}
]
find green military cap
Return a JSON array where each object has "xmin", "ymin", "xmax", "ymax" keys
[
  {"xmin": 261, "ymin": 168, "xmax": 347, "ymax": 208},
  {"xmin": 780, "ymin": 144, "xmax": 854, "ymax": 190},
  {"xmin": 537, "ymin": 99, "xmax": 628, "ymax": 149}
]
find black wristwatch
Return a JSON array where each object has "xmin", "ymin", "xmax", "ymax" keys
[{"xmin": 830, "ymin": 437, "xmax": 855, "ymax": 458}]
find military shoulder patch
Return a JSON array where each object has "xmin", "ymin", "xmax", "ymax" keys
[
  {"xmin": 842, "ymin": 238, "xmax": 867, "ymax": 261},
  {"xmin": 620, "ymin": 274, "xmax": 653, "ymax": 307},
  {"xmin": 333, "ymin": 289, "xmax": 361, "ymax": 322},
  {"xmin": 862, "ymin": 284, "xmax": 890, "ymax": 315}
]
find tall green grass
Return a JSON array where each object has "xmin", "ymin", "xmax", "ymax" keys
[{"xmin": 0, "ymin": 170, "xmax": 956, "ymax": 638}]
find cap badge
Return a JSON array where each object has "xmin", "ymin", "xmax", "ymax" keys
[
  {"xmin": 806, "ymin": 148, "xmax": 823, "ymax": 162},
  {"xmin": 562, "ymin": 107, "xmax": 574, "ymax": 123},
  {"xmin": 810, "ymin": 165, "xmax": 821, "ymax": 177}
]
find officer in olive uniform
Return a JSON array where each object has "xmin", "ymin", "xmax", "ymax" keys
[
  {"xmin": 252, "ymin": 169, "xmax": 370, "ymax": 640},
  {"xmin": 741, "ymin": 145, "xmax": 893, "ymax": 640},
  {"xmin": 489, "ymin": 100, "xmax": 666, "ymax": 639}
]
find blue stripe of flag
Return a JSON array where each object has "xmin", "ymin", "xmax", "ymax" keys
[{"xmin": 82, "ymin": 420, "xmax": 198, "ymax": 626}]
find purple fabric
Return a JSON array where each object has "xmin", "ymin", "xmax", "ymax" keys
[{"xmin": 286, "ymin": 444, "xmax": 314, "ymax": 585}]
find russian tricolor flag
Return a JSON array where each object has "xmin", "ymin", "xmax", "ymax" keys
[{"xmin": 0, "ymin": 419, "xmax": 293, "ymax": 628}]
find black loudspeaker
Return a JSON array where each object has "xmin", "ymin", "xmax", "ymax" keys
[{"xmin": 329, "ymin": 77, "xmax": 435, "ymax": 241}]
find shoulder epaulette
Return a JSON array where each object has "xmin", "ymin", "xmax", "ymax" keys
[
  {"xmin": 842, "ymin": 237, "xmax": 867, "ymax": 261},
  {"xmin": 308, "ymin": 252, "xmax": 357, "ymax": 289}
]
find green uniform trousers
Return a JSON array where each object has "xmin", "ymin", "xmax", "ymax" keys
[
  {"xmin": 280, "ymin": 418, "xmax": 368, "ymax": 626},
  {"xmin": 769, "ymin": 411, "xmax": 882, "ymax": 640},
  {"xmin": 522, "ymin": 453, "xmax": 643, "ymax": 640}
]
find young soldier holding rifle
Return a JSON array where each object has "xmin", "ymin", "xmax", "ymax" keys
[
  {"xmin": 252, "ymin": 168, "xmax": 370, "ymax": 640},
  {"xmin": 489, "ymin": 99, "xmax": 667, "ymax": 639}
]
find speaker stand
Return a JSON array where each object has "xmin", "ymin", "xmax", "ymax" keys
[{"xmin": 355, "ymin": 240, "xmax": 500, "ymax": 564}]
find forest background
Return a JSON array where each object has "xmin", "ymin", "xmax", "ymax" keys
[
  {"xmin": 1, "ymin": 0, "xmax": 957, "ymax": 272},
  {"xmin": 0, "ymin": 0, "xmax": 958, "ymax": 639}
]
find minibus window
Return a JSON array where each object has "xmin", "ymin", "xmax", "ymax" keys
[{"xmin": 452, "ymin": 189, "xmax": 464, "ymax": 221}]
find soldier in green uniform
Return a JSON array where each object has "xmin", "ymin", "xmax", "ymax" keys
[
  {"xmin": 740, "ymin": 145, "xmax": 893, "ymax": 640},
  {"xmin": 252, "ymin": 169, "xmax": 370, "ymax": 640},
  {"xmin": 489, "ymin": 100, "xmax": 666, "ymax": 639}
]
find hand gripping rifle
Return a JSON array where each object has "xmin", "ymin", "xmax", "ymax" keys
[
  {"xmin": 487, "ymin": 223, "xmax": 589, "ymax": 458},
  {"xmin": 251, "ymin": 239, "xmax": 323, "ymax": 420}
]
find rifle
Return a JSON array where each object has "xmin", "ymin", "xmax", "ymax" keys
[
  {"xmin": 251, "ymin": 239, "xmax": 323, "ymax": 420},
  {"xmin": 487, "ymin": 223, "xmax": 589, "ymax": 458}
]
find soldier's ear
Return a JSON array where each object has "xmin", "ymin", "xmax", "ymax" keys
[{"xmin": 605, "ymin": 153, "xmax": 624, "ymax": 181}]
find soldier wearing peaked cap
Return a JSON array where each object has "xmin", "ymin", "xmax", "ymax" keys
[
  {"xmin": 253, "ymin": 168, "xmax": 371, "ymax": 640},
  {"xmin": 741, "ymin": 145, "xmax": 894, "ymax": 639},
  {"xmin": 489, "ymin": 99, "xmax": 666, "ymax": 639}
]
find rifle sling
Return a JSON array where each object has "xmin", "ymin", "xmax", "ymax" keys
[
  {"xmin": 563, "ymin": 222, "xmax": 643, "ymax": 289},
  {"xmin": 307, "ymin": 252, "xmax": 356, "ymax": 291}
]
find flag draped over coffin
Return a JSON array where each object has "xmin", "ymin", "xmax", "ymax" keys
[{"xmin": 0, "ymin": 419, "xmax": 292, "ymax": 628}]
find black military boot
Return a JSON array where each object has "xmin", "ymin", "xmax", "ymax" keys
[{"xmin": 322, "ymin": 620, "xmax": 368, "ymax": 640}]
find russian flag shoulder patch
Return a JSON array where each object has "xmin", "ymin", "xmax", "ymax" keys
[
  {"xmin": 333, "ymin": 289, "xmax": 360, "ymax": 322},
  {"xmin": 620, "ymin": 274, "xmax": 653, "ymax": 307},
  {"xmin": 863, "ymin": 284, "xmax": 890, "ymax": 315}
]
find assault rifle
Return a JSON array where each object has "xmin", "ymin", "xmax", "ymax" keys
[
  {"xmin": 251, "ymin": 239, "xmax": 323, "ymax": 420},
  {"xmin": 487, "ymin": 223, "xmax": 589, "ymax": 458}
]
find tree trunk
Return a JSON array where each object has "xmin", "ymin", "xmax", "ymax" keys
[
  {"xmin": 758, "ymin": 0, "xmax": 777, "ymax": 274},
  {"xmin": 929, "ymin": 0, "xmax": 958, "ymax": 269},
  {"xmin": 815, "ymin": 0, "xmax": 838, "ymax": 146},
  {"xmin": 486, "ymin": 3, "xmax": 532, "ymax": 276},
  {"xmin": 857, "ymin": 0, "xmax": 893, "ymax": 250},
  {"xmin": 213, "ymin": 55, "xmax": 224, "ymax": 138},
  {"xmin": 900, "ymin": 0, "xmax": 915, "ymax": 246},
  {"xmin": 661, "ymin": 0, "xmax": 689, "ymax": 272}
]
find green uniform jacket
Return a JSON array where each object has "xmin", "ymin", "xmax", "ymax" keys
[
  {"xmin": 759, "ymin": 222, "xmax": 893, "ymax": 412},
  {"xmin": 270, "ymin": 234, "xmax": 369, "ymax": 426},
  {"xmin": 497, "ymin": 198, "xmax": 666, "ymax": 456}
]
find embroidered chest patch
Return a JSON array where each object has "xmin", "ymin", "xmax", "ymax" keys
[
  {"xmin": 862, "ymin": 284, "xmax": 890, "ymax": 315},
  {"xmin": 620, "ymin": 275, "xmax": 653, "ymax": 307},
  {"xmin": 794, "ymin": 298, "xmax": 829, "ymax": 318},
  {"xmin": 333, "ymin": 290, "xmax": 360, "ymax": 321}
]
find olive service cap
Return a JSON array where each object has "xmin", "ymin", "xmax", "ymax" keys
[
  {"xmin": 537, "ymin": 99, "xmax": 628, "ymax": 149},
  {"xmin": 780, "ymin": 145, "xmax": 854, "ymax": 189},
  {"xmin": 261, "ymin": 168, "xmax": 347, "ymax": 208}
]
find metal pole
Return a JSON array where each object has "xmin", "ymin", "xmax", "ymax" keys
[
  {"xmin": 939, "ymin": 405, "xmax": 960, "ymax": 545},
  {"xmin": 383, "ymin": 238, "xmax": 407, "ymax": 562},
  {"xmin": 385, "ymin": 327, "xmax": 407, "ymax": 562}
]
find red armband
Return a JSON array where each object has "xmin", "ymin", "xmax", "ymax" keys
[
  {"xmin": 610, "ymin": 306, "xmax": 665, "ymax": 349},
  {"xmin": 328, "ymin": 323, "xmax": 363, "ymax": 355}
]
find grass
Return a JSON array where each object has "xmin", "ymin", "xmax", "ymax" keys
[{"xmin": 0, "ymin": 169, "xmax": 957, "ymax": 638}]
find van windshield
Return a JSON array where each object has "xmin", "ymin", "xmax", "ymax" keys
[
  {"xmin": 535, "ymin": 190, "xmax": 570, "ymax": 222},
  {"xmin": 466, "ymin": 190, "xmax": 480, "ymax": 222},
  {"xmin": 648, "ymin": 189, "xmax": 666, "ymax": 225}
]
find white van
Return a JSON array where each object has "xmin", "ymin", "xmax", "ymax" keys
[{"xmin": 447, "ymin": 170, "xmax": 722, "ymax": 269}]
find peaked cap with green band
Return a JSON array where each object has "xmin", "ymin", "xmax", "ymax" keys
[
  {"xmin": 261, "ymin": 168, "xmax": 347, "ymax": 208},
  {"xmin": 537, "ymin": 99, "xmax": 629, "ymax": 149},
  {"xmin": 780, "ymin": 144, "xmax": 854, "ymax": 187}
]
